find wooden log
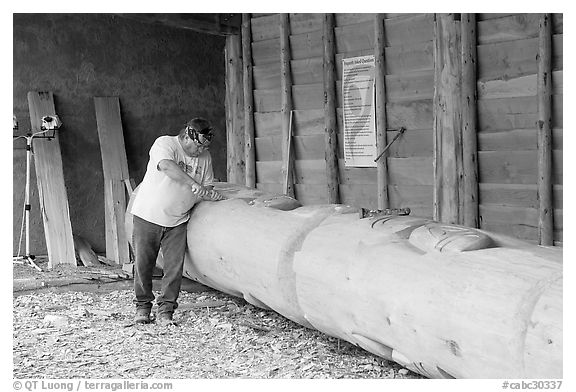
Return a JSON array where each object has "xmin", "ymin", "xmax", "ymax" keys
[
  {"xmin": 27, "ymin": 91, "xmax": 76, "ymax": 267},
  {"xmin": 537, "ymin": 14, "xmax": 554, "ymax": 246},
  {"xmin": 433, "ymin": 14, "xmax": 463, "ymax": 224},
  {"xmin": 280, "ymin": 13, "xmax": 295, "ymax": 198},
  {"xmin": 125, "ymin": 183, "xmax": 562, "ymax": 378},
  {"xmin": 94, "ymin": 96, "xmax": 130, "ymax": 265},
  {"xmin": 322, "ymin": 13, "xmax": 340, "ymax": 204},
  {"xmin": 374, "ymin": 13, "xmax": 389, "ymax": 210},
  {"xmin": 242, "ymin": 13, "xmax": 256, "ymax": 188},
  {"xmin": 225, "ymin": 34, "xmax": 246, "ymax": 186},
  {"xmin": 461, "ymin": 13, "xmax": 479, "ymax": 228}
]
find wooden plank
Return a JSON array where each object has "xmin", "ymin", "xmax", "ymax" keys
[
  {"xmin": 254, "ymin": 109, "xmax": 324, "ymax": 137},
  {"xmin": 386, "ymin": 99, "xmax": 434, "ymax": 130},
  {"xmin": 242, "ymin": 14, "xmax": 256, "ymax": 188},
  {"xmin": 335, "ymin": 41, "xmax": 434, "ymax": 78},
  {"xmin": 552, "ymin": 13, "xmax": 563, "ymax": 34},
  {"xmin": 290, "ymin": 13, "xmax": 323, "ymax": 35},
  {"xmin": 252, "ymin": 57, "xmax": 324, "ymax": 90},
  {"xmin": 479, "ymin": 183, "xmax": 563, "ymax": 209},
  {"xmin": 477, "ymin": 71, "xmax": 563, "ymax": 99},
  {"xmin": 251, "ymin": 38, "xmax": 280, "ymax": 66},
  {"xmin": 383, "ymin": 14, "xmax": 435, "ymax": 47},
  {"xmin": 477, "ymin": 96, "xmax": 537, "ymax": 132},
  {"xmin": 477, "ymin": 35, "xmax": 562, "ymax": 81},
  {"xmin": 256, "ymin": 134, "xmax": 325, "ymax": 161},
  {"xmin": 335, "ymin": 73, "xmax": 434, "ymax": 104},
  {"xmin": 552, "ymin": 94, "xmax": 562, "ymax": 128},
  {"xmin": 250, "ymin": 14, "xmax": 279, "ymax": 42},
  {"xmin": 461, "ymin": 13, "xmax": 480, "ymax": 228},
  {"xmin": 323, "ymin": 13, "xmax": 340, "ymax": 204},
  {"xmin": 536, "ymin": 14, "xmax": 554, "ymax": 246},
  {"xmin": 254, "ymin": 88, "xmax": 281, "ymax": 112},
  {"xmin": 255, "ymin": 84, "xmax": 325, "ymax": 113},
  {"xmin": 384, "ymin": 71, "xmax": 434, "ymax": 101},
  {"xmin": 94, "ymin": 96, "xmax": 130, "ymax": 264},
  {"xmin": 251, "ymin": 14, "xmax": 324, "ymax": 41},
  {"xmin": 294, "ymin": 184, "xmax": 329, "ymax": 205},
  {"xmin": 374, "ymin": 13, "xmax": 389, "ymax": 210},
  {"xmin": 225, "ymin": 34, "xmax": 246, "ymax": 186},
  {"xmin": 334, "ymin": 22, "xmax": 375, "ymax": 53},
  {"xmin": 477, "ymin": 14, "xmax": 540, "ymax": 45},
  {"xmin": 478, "ymin": 150, "xmax": 562, "ymax": 185},
  {"xmin": 27, "ymin": 91, "xmax": 76, "ymax": 267},
  {"xmin": 335, "ymin": 14, "xmax": 375, "ymax": 27},
  {"xmin": 433, "ymin": 14, "xmax": 463, "ymax": 224},
  {"xmin": 290, "ymin": 30, "xmax": 323, "ymax": 60},
  {"xmin": 280, "ymin": 13, "xmax": 295, "ymax": 197},
  {"xmin": 478, "ymin": 128, "xmax": 563, "ymax": 151},
  {"xmin": 256, "ymin": 160, "xmax": 281, "ymax": 184},
  {"xmin": 477, "ymin": 13, "xmax": 517, "ymax": 21},
  {"xmin": 294, "ymin": 159, "xmax": 327, "ymax": 184},
  {"xmin": 292, "ymin": 84, "xmax": 324, "ymax": 110},
  {"xmin": 338, "ymin": 157, "xmax": 433, "ymax": 186}
]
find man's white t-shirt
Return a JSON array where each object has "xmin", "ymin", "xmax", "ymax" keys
[{"xmin": 130, "ymin": 135, "xmax": 214, "ymax": 227}]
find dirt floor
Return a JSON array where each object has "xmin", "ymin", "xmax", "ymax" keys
[{"xmin": 13, "ymin": 258, "xmax": 423, "ymax": 379}]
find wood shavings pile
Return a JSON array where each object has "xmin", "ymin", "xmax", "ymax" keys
[{"xmin": 13, "ymin": 288, "xmax": 422, "ymax": 379}]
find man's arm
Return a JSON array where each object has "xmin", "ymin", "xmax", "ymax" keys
[
  {"xmin": 157, "ymin": 159, "xmax": 207, "ymax": 196},
  {"xmin": 157, "ymin": 159, "xmax": 224, "ymax": 200}
]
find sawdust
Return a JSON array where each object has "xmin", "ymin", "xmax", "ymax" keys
[{"xmin": 13, "ymin": 261, "xmax": 423, "ymax": 379}]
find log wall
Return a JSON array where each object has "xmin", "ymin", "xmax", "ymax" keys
[
  {"xmin": 234, "ymin": 13, "xmax": 563, "ymax": 244},
  {"xmin": 476, "ymin": 13, "xmax": 563, "ymax": 244}
]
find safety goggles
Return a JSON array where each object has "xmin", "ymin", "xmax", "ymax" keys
[{"xmin": 186, "ymin": 125, "xmax": 214, "ymax": 147}]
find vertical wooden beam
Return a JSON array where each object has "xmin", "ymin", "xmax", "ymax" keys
[
  {"xmin": 225, "ymin": 33, "xmax": 245, "ymax": 185},
  {"xmin": 27, "ymin": 91, "xmax": 76, "ymax": 267},
  {"xmin": 94, "ymin": 96, "xmax": 130, "ymax": 265},
  {"xmin": 242, "ymin": 13, "xmax": 256, "ymax": 188},
  {"xmin": 537, "ymin": 13, "xmax": 554, "ymax": 246},
  {"xmin": 433, "ymin": 14, "xmax": 463, "ymax": 224},
  {"xmin": 461, "ymin": 13, "xmax": 479, "ymax": 228},
  {"xmin": 280, "ymin": 13, "xmax": 295, "ymax": 198},
  {"xmin": 374, "ymin": 13, "xmax": 389, "ymax": 210},
  {"xmin": 322, "ymin": 13, "xmax": 341, "ymax": 204}
]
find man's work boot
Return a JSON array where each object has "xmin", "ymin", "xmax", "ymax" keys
[
  {"xmin": 157, "ymin": 312, "xmax": 177, "ymax": 326},
  {"xmin": 134, "ymin": 308, "xmax": 151, "ymax": 324}
]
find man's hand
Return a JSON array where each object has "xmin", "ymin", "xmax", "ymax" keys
[
  {"xmin": 208, "ymin": 189, "xmax": 225, "ymax": 201},
  {"xmin": 190, "ymin": 182, "xmax": 210, "ymax": 198}
]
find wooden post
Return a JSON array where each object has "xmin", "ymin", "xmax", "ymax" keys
[
  {"xmin": 433, "ymin": 14, "xmax": 463, "ymax": 225},
  {"xmin": 537, "ymin": 13, "xmax": 554, "ymax": 246},
  {"xmin": 242, "ymin": 13, "xmax": 256, "ymax": 188},
  {"xmin": 461, "ymin": 13, "xmax": 479, "ymax": 228},
  {"xmin": 374, "ymin": 13, "xmax": 389, "ymax": 210},
  {"xmin": 322, "ymin": 13, "xmax": 341, "ymax": 204},
  {"xmin": 225, "ymin": 33, "xmax": 245, "ymax": 185},
  {"xmin": 280, "ymin": 13, "xmax": 295, "ymax": 198}
]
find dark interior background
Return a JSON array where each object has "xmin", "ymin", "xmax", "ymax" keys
[{"xmin": 13, "ymin": 13, "xmax": 227, "ymax": 255}]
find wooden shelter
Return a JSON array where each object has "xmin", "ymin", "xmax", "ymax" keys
[{"xmin": 224, "ymin": 13, "xmax": 563, "ymax": 246}]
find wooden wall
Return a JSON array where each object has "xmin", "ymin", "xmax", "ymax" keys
[
  {"xmin": 476, "ymin": 13, "xmax": 563, "ymax": 244},
  {"xmin": 230, "ymin": 13, "xmax": 563, "ymax": 245}
]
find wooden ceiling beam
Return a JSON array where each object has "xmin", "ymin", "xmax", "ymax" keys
[{"xmin": 117, "ymin": 13, "xmax": 241, "ymax": 36}]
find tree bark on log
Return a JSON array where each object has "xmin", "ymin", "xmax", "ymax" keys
[{"xmin": 126, "ymin": 183, "xmax": 562, "ymax": 379}]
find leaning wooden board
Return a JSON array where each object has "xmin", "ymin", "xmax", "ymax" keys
[
  {"xmin": 27, "ymin": 91, "xmax": 76, "ymax": 267},
  {"xmin": 94, "ymin": 96, "xmax": 130, "ymax": 264},
  {"xmin": 125, "ymin": 182, "xmax": 561, "ymax": 378}
]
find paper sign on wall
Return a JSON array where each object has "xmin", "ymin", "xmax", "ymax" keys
[{"xmin": 342, "ymin": 55, "xmax": 377, "ymax": 168}]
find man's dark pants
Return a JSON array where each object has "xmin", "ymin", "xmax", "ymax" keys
[{"xmin": 132, "ymin": 215, "xmax": 187, "ymax": 316}]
